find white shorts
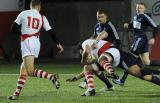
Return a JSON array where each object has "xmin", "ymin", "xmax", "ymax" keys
[
  {"xmin": 104, "ymin": 48, "xmax": 120, "ymax": 67},
  {"xmin": 21, "ymin": 37, "xmax": 40, "ymax": 58}
]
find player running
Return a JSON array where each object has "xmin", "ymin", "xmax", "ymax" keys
[
  {"xmin": 8, "ymin": 0, "xmax": 64, "ymax": 100},
  {"xmin": 113, "ymin": 2, "xmax": 160, "ymax": 85}
]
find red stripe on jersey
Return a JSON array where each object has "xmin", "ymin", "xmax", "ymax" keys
[
  {"xmin": 98, "ymin": 42, "xmax": 111, "ymax": 57},
  {"xmin": 21, "ymin": 32, "xmax": 40, "ymax": 41}
]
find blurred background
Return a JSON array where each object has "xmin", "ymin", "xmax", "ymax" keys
[{"xmin": 0, "ymin": 0, "xmax": 160, "ymax": 63}]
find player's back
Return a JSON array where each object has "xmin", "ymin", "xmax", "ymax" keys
[{"xmin": 16, "ymin": 10, "xmax": 43, "ymax": 35}]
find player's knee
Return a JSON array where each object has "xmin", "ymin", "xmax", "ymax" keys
[
  {"xmin": 140, "ymin": 75, "xmax": 152, "ymax": 81},
  {"xmin": 83, "ymin": 65, "xmax": 92, "ymax": 72},
  {"xmin": 98, "ymin": 53, "xmax": 111, "ymax": 63},
  {"xmin": 142, "ymin": 59, "xmax": 150, "ymax": 66},
  {"xmin": 128, "ymin": 65, "xmax": 141, "ymax": 77}
]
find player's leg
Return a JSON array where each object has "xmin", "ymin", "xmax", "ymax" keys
[
  {"xmin": 112, "ymin": 70, "xmax": 128, "ymax": 86},
  {"xmin": 127, "ymin": 64, "xmax": 160, "ymax": 86},
  {"xmin": 8, "ymin": 62, "xmax": 28, "ymax": 100},
  {"xmin": 91, "ymin": 63, "xmax": 114, "ymax": 92},
  {"xmin": 98, "ymin": 53, "xmax": 114, "ymax": 74},
  {"xmin": 79, "ymin": 79, "xmax": 87, "ymax": 89},
  {"xmin": 81, "ymin": 65, "xmax": 95, "ymax": 96},
  {"xmin": 24, "ymin": 56, "xmax": 60, "ymax": 89},
  {"xmin": 141, "ymin": 52, "xmax": 160, "ymax": 66}
]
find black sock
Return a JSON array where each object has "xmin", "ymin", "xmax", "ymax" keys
[
  {"xmin": 96, "ymin": 72, "xmax": 113, "ymax": 88},
  {"xmin": 141, "ymin": 69, "xmax": 160, "ymax": 75},
  {"xmin": 120, "ymin": 70, "xmax": 128, "ymax": 83},
  {"xmin": 84, "ymin": 79, "xmax": 87, "ymax": 84},
  {"xmin": 150, "ymin": 76, "xmax": 160, "ymax": 86},
  {"xmin": 150, "ymin": 60, "xmax": 160, "ymax": 66}
]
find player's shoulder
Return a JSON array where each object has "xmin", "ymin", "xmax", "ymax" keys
[
  {"xmin": 18, "ymin": 10, "xmax": 32, "ymax": 16},
  {"xmin": 82, "ymin": 39, "xmax": 95, "ymax": 49},
  {"xmin": 95, "ymin": 23, "xmax": 100, "ymax": 27}
]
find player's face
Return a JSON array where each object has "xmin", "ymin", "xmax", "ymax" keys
[
  {"xmin": 136, "ymin": 4, "xmax": 145, "ymax": 14},
  {"xmin": 97, "ymin": 13, "xmax": 107, "ymax": 24}
]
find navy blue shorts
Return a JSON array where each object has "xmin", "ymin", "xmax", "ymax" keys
[
  {"xmin": 130, "ymin": 35, "xmax": 148, "ymax": 55},
  {"xmin": 118, "ymin": 51, "xmax": 143, "ymax": 70}
]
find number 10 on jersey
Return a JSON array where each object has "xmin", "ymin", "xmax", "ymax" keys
[{"xmin": 27, "ymin": 16, "xmax": 40, "ymax": 29}]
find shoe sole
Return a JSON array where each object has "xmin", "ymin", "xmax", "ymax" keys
[{"xmin": 52, "ymin": 74, "xmax": 60, "ymax": 89}]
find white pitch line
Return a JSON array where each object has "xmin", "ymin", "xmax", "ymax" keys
[{"xmin": 0, "ymin": 73, "xmax": 75, "ymax": 76}]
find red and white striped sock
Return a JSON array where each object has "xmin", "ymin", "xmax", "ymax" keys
[
  {"xmin": 84, "ymin": 71, "xmax": 94, "ymax": 90},
  {"xmin": 13, "ymin": 74, "xmax": 27, "ymax": 96},
  {"xmin": 100, "ymin": 59, "xmax": 114, "ymax": 74},
  {"xmin": 32, "ymin": 69, "xmax": 54, "ymax": 81}
]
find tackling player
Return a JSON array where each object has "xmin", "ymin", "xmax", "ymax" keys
[
  {"xmin": 79, "ymin": 9, "xmax": 121, "ymax": 89},
  {"xmin": 80, "ymin": 39, "xmax": 160, "ymax": 96}
]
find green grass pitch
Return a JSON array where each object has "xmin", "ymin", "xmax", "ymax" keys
[{"xmin": 0, "ymin": 63, "xmax": 160, "ymax": 103}]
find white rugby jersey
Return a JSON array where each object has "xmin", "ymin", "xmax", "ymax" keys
[
  {"xmin": 82, "ymin": 39, "xmax": 112, "ymax": 59},
  {"xmin": 15, "ymin": 9, "xmax": 52, "ymax": 35}
]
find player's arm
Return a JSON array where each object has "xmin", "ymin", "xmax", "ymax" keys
[
  {"xmin": 11, "ymin": 22, "xmax": 21, "ymax": 36},
  {"xmin": 145, "ymin": 14, "xmax": 158, "ymax": 38},
  {"xmin": 11, "ymin": 12, "xmax": 22, "ymax": 36},
  {"xmin": 95, "ymin": 30, "xmax": 108, "ymax": 42},
  {"xmin": 81, "ymin": 45, "xmax": 92, "ymax": 65},
  {"xmin": 43, "ymin": 16, "xmax": 64, "ymax": 53},
  {"xmin": 66, "ymin": 72, "xmax": 84, "ymax": 82},
  {"xmin": 124, "ymin": 21, "xmax": 133, "ymax": 29}
]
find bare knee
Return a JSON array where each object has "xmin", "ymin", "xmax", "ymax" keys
[
  {"xmin": 98, "ymin": 53, "xmax": 112, "ymax": 63},
  {"xmin": 141, "ymin": 75, "xmax": 152, "ymax": 81},
  {"xmin": 127, "ymin": 65, "xmax": 141, "ymax": 77},
  {"xmin": 143, "ymin": 59, "xmax": 150, "ymax": 66},
  {"xmin": 83, "ymin": 65, "xmax": 93, "ymax": 72}
]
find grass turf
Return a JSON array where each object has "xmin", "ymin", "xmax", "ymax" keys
[{"xmin": 0, "ymin": 63, "xmax": 160, "ymax": 103}]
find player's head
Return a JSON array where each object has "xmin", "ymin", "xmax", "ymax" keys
[
  {"xmin": 97, "ymin": 9, "xmax": 108, "ymax": 24},
  {"xmin": 136, "ymin": 2, "xmax": 145, "ymax": 14},
  {"xmin": 30, "ymin": 0, "xmax": 41, "ymax": 11}
]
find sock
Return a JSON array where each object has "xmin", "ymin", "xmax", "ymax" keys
[
  {"xmin": 96, "ymin": 71, "xmax": 113, "ymax": 88},
  {"xmin": 120, "ymin": 71, "xmax": 128, "ymax": 83},
  {"xmin": 150, "ymin": 76, "xmax": 160, "ymax": 86},
  {"xmin": 84, "ymin": 71, "xmax": 94, "ymax": 90},
  {"xmin": 13, "ymin": 74, "xmax": 27, "ymax": 96},
  {"xmin": 33, "ymin": 69, "xmax": 54, "ymax": 81},
  {"xmin": 84, "ymin": 79, "xmax": 87, "ymax": 84},
  {"xmin": 150, "ymin": 60, "xmax": 160, "ymax": 66},
  {"xmin": 141, "ymin": 69, "xmax": 160, "ymax": 75},
  {"xmin": 100, "ymin": 59, "xmax": 114, "ymax": 74}
]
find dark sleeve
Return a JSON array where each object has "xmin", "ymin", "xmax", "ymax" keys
[
  {"xmin": 128, "ymin": 21, "xmax": 133, "ymax": 29},
  {"xmin": 11, "ymin": 22, "xmax": 21, "ymax": 36},
  {"xmin": 47, "ymin": 29, "xmax": 60, "ymax": 45},
  {"xmin": 145, "ymin": 14, "xmax": 158, "ymax": 38}
]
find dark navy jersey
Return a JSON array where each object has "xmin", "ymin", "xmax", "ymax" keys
[
  {"xmin": 94, "ymin": 21, "xmax": 120, "ymax": 47},
  {"xmin": 128, "ymin": 13, "xmax": 158, "ymax": 38}
]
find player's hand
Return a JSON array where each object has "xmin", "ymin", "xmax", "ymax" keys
[
  {"xmin": 57, "ymin": 44, "xmax": 64, "ymax": 53},
  {"xmin": 66, "ymin": 76, "xmax": 78, "ymax": 82},
  {"xmin": 148, "ymin": 38, "xmax": 155, "ymax": 46},
  {"xmin": 124, "ymin": 23, "xmax": 129, "ymax": 29}
]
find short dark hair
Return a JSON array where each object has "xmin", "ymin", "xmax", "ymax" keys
[
  {"xmin": 31, "ymin": 0, "xmax": 41, "ymax": 7},
  {"xmin": 97, "ymin": 9, "xmax": 107, "ymax": 16}
]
